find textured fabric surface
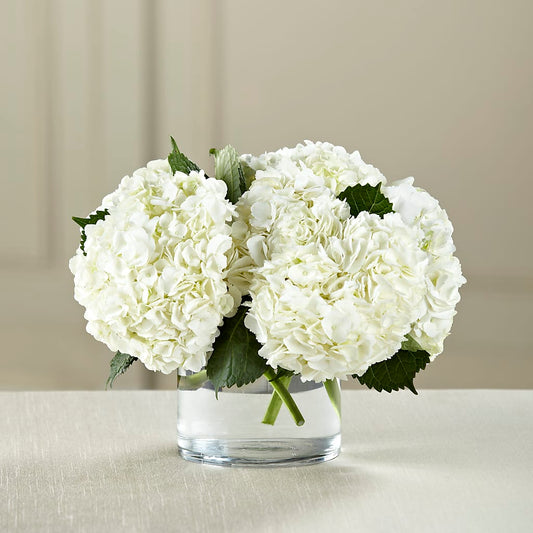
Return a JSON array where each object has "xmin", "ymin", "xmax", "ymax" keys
[{"xmin": 1, "ymin": 390, "xmax": 532, "ymax": 532}]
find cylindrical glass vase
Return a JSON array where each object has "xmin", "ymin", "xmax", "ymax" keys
[{"xmin": 177, "ymin": 373, "xmax": 341, "ymax": 467}]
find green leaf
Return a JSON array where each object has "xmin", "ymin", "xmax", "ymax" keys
[
  {"xmin": 168, "ymin": 136, "xmax": 201, "ymax": 175},
  {"xmin": 210, "ymin": 144, "xmax": 245, "ymax": 203},
  {"xmin": 106, "ymin": 351, "xmax": 137, "ymax": 390},
  {"xmin": 206, "ymin": 305, "xmax": 268, "ymax": 395},
  {"xmin": 72, "ymin": 209, "xmax": 109, "ymax": 255},
  {"xmin": 354, "ymin": 349, "xmax": 430, "ymax": 394},
  {"xmin": 239, "ymin": 160, "xmax": 255, "ymax": 193},
  {"xmin": 72, "ymin": 210, "xmax": 109, "ymax": 229},
  {"xmin": 401, "ymin": 335, "xmax": 422, "ymax": 352},
  {"xmin": 338, "ymin": 183, "xmax": 394, "ymax": 218}
]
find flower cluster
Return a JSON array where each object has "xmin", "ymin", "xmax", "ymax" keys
[
  {"xmin": 241, "ymin": 140, "xmax": 386, "ymax": 196},
  {"xmin": 71, "ymin": 140, "xmax": 465, "ymax": 388},
  {"xmin": 229, "ymin": 164, "xmax": 349, "ymax": 291},
  {"xmin": 236, "ymin": 142, "xmax": 465, "ymax": 380},
  {"xmin": 245, "ymin": 211, "xmax": 428, "ymax": 380},
  {"xmin": 70, "ymin": 160, "xmax": 236, "ymax": 374},
  {"xmin": 383, "ymin": 178, "xmax": 466, "ymax": 356}
]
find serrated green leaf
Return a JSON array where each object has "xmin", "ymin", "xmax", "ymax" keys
[
  {"xmin": 72, "ymin": 210, "xmax": 109, "ymax": 229},
  {"xmin": 106, "ymin": 351, "xmax": 137, "ymax": 390},
  {"xmin": 338, "ymin": 183, "xmax": 394, "ymax": 218},
  {"xmin": 354, "ymin": 349, "xmax": 430, "ymax": 394},
  {"xmin": 206, "ymin": 305, "xmax": 267, "ymax": 395},
  {"xmin": 210, "ymin": 144, "xmax": 244, "ymax": 203},
  {"xmin": 168, "ymin": 136, "xmax": 201, "ymax": 175},
  {"xmin": 72, "ymin": 209, "xmax": 109, "ymax": 255}
]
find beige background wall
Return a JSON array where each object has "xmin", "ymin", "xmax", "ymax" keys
[{"xmin": 1, "ymin": 0, "xmax": 531, "ymax": 390}]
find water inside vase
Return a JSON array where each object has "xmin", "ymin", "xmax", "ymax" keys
[{"xmin": 177, "ymin": 375, "xmax": 341, "ymax": 467}]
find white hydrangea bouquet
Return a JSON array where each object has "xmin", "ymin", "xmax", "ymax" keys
[{"xmin": 70, "ymin": 139, "xmax": 465, "ymax": 427}]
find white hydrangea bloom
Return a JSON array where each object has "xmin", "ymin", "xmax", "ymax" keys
[
  {"xmin": 226, "ymin": 164, "xmax": 351, "ymax": 297},
  {"xmin": 383, "ymin": 177, "xmax": 466, "ymax": 357},
  {"xmin": 238, "ymin": 166, "xmax": 350, "ymax": 263},
  {"xmin": 241, "ymin": 140, "xmax": 386, "ymax": 196},
  {"xmin": 246, "ymin": 212, "xmax": 427, "ymax": 381},
  {"xmin": 69, "ymin": 159, "xmax": 237, "ymax": 374},
  {"xmin": 240, "ymin": 165, "xmax": 427, "ymax": 381}
]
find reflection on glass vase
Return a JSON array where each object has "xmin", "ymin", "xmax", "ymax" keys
[{"xmin": 177, "ymin": 372, "xmax": 341, "ymax": 467}]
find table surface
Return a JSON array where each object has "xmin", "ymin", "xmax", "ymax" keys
[{"xmin": 1, "ymin": 390, "xmax": 532, "ymax": 532}]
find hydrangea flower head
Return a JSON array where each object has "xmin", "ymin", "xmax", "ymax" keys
[
  {"xmin": 241, "ymin": 140, "xmax": 386, "ymax": 196},
  {"xmin": 383, "ymin": 178, "xmax": 466, "ymax": 357},
  {"xmin": 70, "ymin": 159, "xmax": 237, "ymax": 374}
]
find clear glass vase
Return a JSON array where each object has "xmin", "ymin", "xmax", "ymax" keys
[{"xmin": 177, "ymin": 373, "xmax": 341, "ymax": 467}]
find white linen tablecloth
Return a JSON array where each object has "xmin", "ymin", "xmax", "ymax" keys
[{"xmin": 1, "ymin": 390, "xmax": 532, "ymax": 532}]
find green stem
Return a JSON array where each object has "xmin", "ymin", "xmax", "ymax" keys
[
  {"xmin": 324, "ymin": 379, "xmax": 341, "ymax": 419},
  {"xmin": 263, "ymin": 369, "xmax": 305, "ymax": 426},
  {"xmin": 262, "ymin": 375, "xmax": 292, "ymax": 425},
  {"xmin": 178, "ymin": 369, "xmax": 208, "ymax": 390}
]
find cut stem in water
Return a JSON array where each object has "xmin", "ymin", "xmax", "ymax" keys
[
  {"xmin": 263, "ymin": 368, "xmax": 305, "ymax": 426},
  {"xmin": 262, "ymin": 374, "xmax": 292, "ymax": 425},
  {"xmin": 324, "ymin": 378, "xmax": 341, "ymax": 419}
]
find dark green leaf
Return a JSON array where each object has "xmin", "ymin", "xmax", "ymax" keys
[
  {"xmin": 210, "ymin": 144, "xmax": 244, "ymax": 203},
  {"xmin": 106, "ymin": 351, "xmax": 137, "ymax": 390},
  {"xmin": 206, "ymin": 306, "xmax": 267, "ymax": 395},
  {"xmin": 238, "ymin": 164, "xmax": 246, "ymax": 195},
  {"xmin": 338, "ymin": 183, "xmax": 394, "ymax": 218},
  {"xmin": 354, "ymin": 349, "xmax": 430, "ymax": 394},
  {"xmin": 72, "ymin": 209, "xmax": 109, "ymax": 255},
  {"xmin": 240, "ymin": 160, "xmax": 255, "ymax": 193},
  {"xmin": 72, "ymin": 210, "xmax": 109, "ymax": 229},
  {"xmin": 168, "ymin": 136, "xmax": 201, "ymax": 175}
]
